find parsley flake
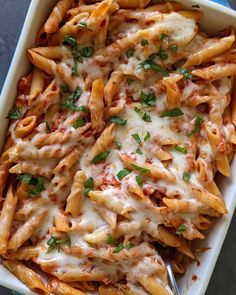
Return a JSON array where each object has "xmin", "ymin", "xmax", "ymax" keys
[
  {"xmin": 160, "ymin": 108, "xmax": 184, "ymax": 117},
  {"xmin": 92, "ymin": 151, "xmax": 110, "ymax": 164},
  {"xmin": 107, "ymin": 236, "xmax": 115, "ymax": 245},
  {"xmin": 47, "ymin": 236, "xmax": 71, "ymax": 253},
  {"xmin": 138, "ymin": 60, "xmax": 169, "ymax": 77},
  {"xmin": 117, "ymin": 169, "xmax": 131, "ymax": 180},
  {"xmin": 113, "ymin": 242, "xmax": 124, "ymax": 253},
  {"xmin": 126, "ymin": 48, "xmax": 135, "ymax": 58},
  {"xmin": 6, "ymin": 108, "xmax": 21, "ymax": 120},
  {"xmin": 132, "ymin": 133, "xmax": 142, "ymax": 144},
  {"xmin": 131, "ymin": 164, "xmax": 150, "ymax": 174},
  {"xmin": 73, "ymin": 118, "xmax": 85, "ymax": 129},
  {"xmin": 183, "ymin": 172, "xmax": 191, "ymax": 182},
  {"xmin": 110, "ymin": 116, "xmax": 127, "ymax": 126},
  {"xmin": 187, "ymin": 116, "xmax": 203, "ymax": 137},
  {"xmin": 175, "ymin": 145, "xmax": 187, "ymax": 154},
  {"xmin": 141, "ymin": 39, "xmax": 149, "ymax": 46},
  {"xmin": 84, "ymin": 177, "xmax": 94, "ymax": 196},
  {"xmin": 177, "ymin": 68, "xmax": 192, "ymax": 79},
  {"xmin": 176, "ymin": 224, "xmax": 186, "ymax": 235},
  {"xmin": 135, "ymin": 175, "xmax": 143, "ymax": 187},
  {"xmin": 141, "ymin": 89, "xmax": 156, "ymax": 106},
  {"xmin": 144, "ymin": 132, "xmax": 151, "ymax": 142}
]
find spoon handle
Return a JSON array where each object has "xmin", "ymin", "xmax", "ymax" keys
[{"xmin": 166, "ymin": 261, "xmax": 181, "ymax": 295}]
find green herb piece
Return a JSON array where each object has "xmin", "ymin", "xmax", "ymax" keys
[
  {"xmin": 135, "ymin": 175, "xmax": 143, "ymax": 187},
  {"xmin": 77, "ymin": 106, "xmax": 87, "ymax": 112},
  {"xmin": 141, "ymin": 39, "xmax": 149, "ymax": 46},
  {"xmin": 60, "ymin": 83, "xmax": 70, "ymax": 93},
  {"xmin": 110, "ymin": 116, "xmax": 127, "ymax": 126},
  {"xmin": 92, "ymin": 151, "xmax": 110, "ymax": 164},
  {"xmin": 126, "ymin": 48, "xmax": 135, "ymax": 58},
  {"xmin": 141, "ymin": 89, "xmax": 156, "ymax": 106},
  {"xmin": 138, "ymin": 60, "xmax": 169, "ymax": 77},
  {"xmin": 160, "ymin": 33, "xmax": 168, "ymax": 40},
  {"xmin": 29, "ymin": 177, "xmax": 46, "ymax": 197},
  {"xmin": 132, "ymin": 133, "xmax": 142, "ymax": 144},
  {"xmin": 131, "ymin": 164, "xmax": 150, "ymax": 174},
  {"xmin": 183, "ymin": 171, "xmax": 191, "ymax": 182},
  {"xmin": 170, "ymin": 44, "xmax": 178, "ymax": 52},
  {"xmin": 113, "ymin": 242, "xmax": 124, "ymax": 253},
  {"xmin": 107, "ymin": 236, "xmax": 115, "ymax": 245},
  {"xmin": 192, "ymin": 4, "xmax": 200, "ymax": 8},
  {"xmin": 160, "ymin": 107, "xmax": 184, "ymax": 117},
  {"xmin": 73, "ymin": 118, "xmax": 85, "ymax": 129},
  {"xmin": 176, "ymin": 224, "xmax": 186, "ymax": 235},
  {"xmin": 18, "ymin": 173, "xmax": 37, "ymax": 185},
  {"xmin": 127, "ymin": 79, "xmax": 135, "ymax": 86},
  {"xmin": 63, "ymin": 87, "xmax": 83, "ymax": 110},
  {"xmin": 136, "ymin": 148, "xmax": 143, "ymax": 155},
  {"xmin": 177, "ymin": 68, "xmax": 192, "ymax": 79},
  {"xmin": 144, "ymin": 132, "xmax": 151, "ymax": 142},
  {"xmin": 64, "ymin": 35, "xmax": 77, "ymax": 47},
  {"xmin": 45, "ymin": 120, "xmax": 51, "ymax": 133},
  {"xmin": 64, "ymin": 35, "xmax": 81, "ymax": 76},
  {"xmin": 142, "ymin": 112, "xmax": 152, "ymax": 122},
  {"xmin": 175, "ymin": 145, "xmax": 187, "ymax": 154},
  {"xmin": 115, "ymin": 141, "xmax": 122, "ymax": 150},
  {"xmin": 6, "ymin": 108, "xmax": 21, "ymax": 120},
  {"xmin": 78, "ymin": 21, "xmax": 87, "ymax": 28},
  {"xmin": 134, "ymin": 107, "xmax": 142, "ymax": 114},
  {"xmin": 84, "ymin": 177, "xmax": 94, "ymax": 196},
  {"xmin": 117, "ymin": 168, "xmax": 131, "ymax": 180},
  {"xmin": 125, "ymin": 243, "xmax": 135, "ymax": 250},
  {"xmin": 79, "ymin": 46, "xmax": 95, "ymax": 57},
  {"xmin": 187, "ymin": 115, "xmax": 203, "ymax": 137},
  {"xmin": 47, "ymin": 236, "xmax": 71, "ymax": 253},
  {"xmin": 159, "ymin": 51, "xmax": 169, "ymax": 60}
]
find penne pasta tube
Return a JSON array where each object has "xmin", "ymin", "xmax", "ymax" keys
[
  {"xmin": 27, "ymin": 49, "xmax": 56, "ymax": 75},
  {"xmin": 8, "ymin": 210, "xmax": 48, "ymax": 251},
  {"xmin": 14, "ymin": 116, "xmax": 37, "ymax": 138},
  {"xmin": 44, "ymin": 0, "xmax": 73, "ymax": 34},
  {"xmin": 192, "ymin": 63, "xmax": 236, "ymax": 81},
  {"xmin": 3, "ymin": 260, "xmax": 49, "ymax": 294},
  {"xmin": 190, "ymin": 183, "xmax": 228, "ymax": 214},
  {"xmin": 31, "ymin": 45, "xmax": 71, "ymax": 59},
  {"xmin": 0, "ymin": 186, "xmax": 18, "ymax": 254},
  {"xmin": 98, "ymin": 285, "xmax": 124, "ymax": 295},
  {"xmin": 89, "ymin": 78, "xmax": 105, "ymax": 129},
  {"xmin": 138, "ymin": 276, "xmax": 172, "ymax": 295},
  {"xmin": 65, "ymin": 170, "xmax": 86, "ymax": 217},
  {"xmin": 49, "ymin": 278, "xmax": 86, "ymax": 295}
]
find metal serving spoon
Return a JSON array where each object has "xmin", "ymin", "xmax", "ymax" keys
[{"xmin": 165, "ymin": 259, "xmax": 181, "ymax": 295}]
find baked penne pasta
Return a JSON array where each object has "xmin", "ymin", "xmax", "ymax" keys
[{"xmin": 1, "ymin": 1, "xmax": 236, "ymax": 294}]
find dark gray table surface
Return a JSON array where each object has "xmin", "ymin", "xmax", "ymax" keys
[{"xmin": 0, "ymin": 1, "xmax": 236, "ymax": 294}]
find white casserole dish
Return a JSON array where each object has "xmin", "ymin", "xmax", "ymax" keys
[{"xmin": 0, "ymin": 0, "xmax": 236, "ymax": 294}]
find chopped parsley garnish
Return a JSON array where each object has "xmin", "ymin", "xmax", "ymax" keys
[
  {"xmin": 131, "ymin": 164, "xmax": 150, "ymax": 174},
  {"xmin": 6, "ymin": 108, "xmax": 21, "ymax": 120},
  {"xmin": 160, "ymin": 33, "xmax": 168, "ymax": 40},
  {"xmin": 79, "ymin": 46, "xmax": 95, "ymax": 58},
  {"xmin": 177, "ymin": 68, "xmax": 193, "ymax": 79},
  {"xmin": 187, "ymin": 116, "xmax": 203, "ymax": 137},
  {"xmin": 117, "ymin": 168, "xmax": 131, "ymax": 180},
  {"xmin": 64, "ymin": 35, "xmax": 80, "ymax": 76},
  {"xmin": 92, "ymin": 151, "xmax": 110, "ymax": 164},
  {"xmin": 159, "ymin": 51, "xmax": 168, "ymax": 60},
  {"xmin": 60, "ymin": 83, "xmax": 70, "ymax": 93},
  {"xmin": 126, "ymin": 48, "xmax": 135, "ymax": 58},
  {"xmin": 47, "ymin": 236, "xmax": 71, "ymax": 253},
  {"xmin": 176, "ymin": 224, "xmax": 186, "ymax": 235},
  {"xmin": 28, "ymin": 177, "xmax": 46, "ymax": 197},
  {"xmin": 141, "ymin": 89, "xmax": 156, "ymax": 106},
  {"xmin": 19, "ymin": 173, "xmax": 37, "ymax": 185},
  {"xmin": 127, "ymin": 79, "xmax": 135, "ymax": 86},
  {"xmin": 45, "ymin": 120, "xmax": 51, "ymax": 133},
  {"xmin": 175, "ymin": 145, "xmax": 187, "ymax": 154},
  {"xmin": 135, "ymin": 175, "xmax": 143, "ymax": 187},
  {"xmin": 134, "ymin": 107, "xmax": 142, "ymax": 114},
  {"xmin": 141, "ymin": 39, "xmax": 149, "ymax": 46},
  {"xmin": 171, "ymin": 45, "xmax": 178, "ymax": 52},
  {"xmin": 160, "ymin": 107, "xmax": 184, "ymax": 117},
  {"xmin": 142, "ymin": 112, "xmax": 152, "ymax": 122},
  {"xmin": 183, "ymin": 172, "xmax": 191, "ymax": 182},
  {"xmin": 110, "ymin": 116, "xmax": 127, "ymax": 126},
  {"xmin": 18, "ymin": 174, "xmax": 45, "ymax": 197},
  {"xmin": 115, "ymin": 141, "xmax": 122, "ymax": 150},
  {"xmin": 73, "ymin": 118, "xmax": 85, "ymax": 129},
  {"xmin": 63, "ymin": 87, "xmax": 83, "ymax": 111},
  {"xmin": 64, "ymin": 35, "xmax": 77, "ymax": 47},
  {"xmin": 125, "ymin": 243, "xmax": 135, "ymax": 250},
  {"xmin": 138, "ymin": 60, "xmax": 169, "ymax": 77},
  {"xmin": 84, "ymin": 177, "xmax": 94, "ymax": 196},
  {"xmin": 136, "ymin": 148, "xmax": 143, "ymax": 155},
  {"xmin": 107, "ymin": 236, "xmax": 115, "ymax": 245},
  {"xmin": 113, "ymin": 242, "xmax": 124, "ymax": 253},
  {"xmin": 144, "ymin": 132, "xmax": 151, "ymax": 142},
  {"xmin": 78, "ymin": 21, "xmax": 87, "ymax": 28},
  {"xmin": 132, "ymin": 133, "xmax": 142, "ymax": 144}
]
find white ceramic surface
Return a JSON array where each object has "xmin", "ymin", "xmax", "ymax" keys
[{"xmin": 0, "ymin": 1, "xmax": 236, "ymax": 294}]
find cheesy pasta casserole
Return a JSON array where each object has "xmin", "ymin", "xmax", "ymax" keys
[{"xmin": 0, "ymin": 0, "xmax": 236, "ymax": 294}]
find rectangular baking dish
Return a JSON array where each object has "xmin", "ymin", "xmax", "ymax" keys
[{"xmin": 0, "ymin": 0, "xmax": 236, "ymax": 294}]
